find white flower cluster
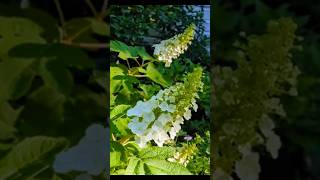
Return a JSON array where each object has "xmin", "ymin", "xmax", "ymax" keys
[
  {"xmin": 127, "ymin": 75, "xmax": 203, "ymax": 148},
  {"xmin": 152, "ymin": 24, "xmax": 196, "ymax": 67},
  {"xmin": 167, "ymin": 143, "xmax": 197, "ymax": 166}
]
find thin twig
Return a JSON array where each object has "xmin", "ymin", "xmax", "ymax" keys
[
  {"xmin": 61, "ymin": 40, "xmax": 107, "ymax": 49},
  {"xmin": 131, "ymin": 75, "xmax": 147, "ymax": 78},
  {"xmin": 100, "ymin": 0, "xmax": 109, "ymax": 19},
  {"xmin": 67, "ymin": 25, "xmax": 91, "ymax": 42},
  {"xmin": 126, "ymin": 60, "xmax": 131, "ymax": 69},
  {"xmin": 53, "ymin": 0, "xmax": 67, "ymax": 36},
  {"xmin": 26, "ymin": 165, "xmax": 50, "ymax": 180},
  {"xmin": 133, "ymin": 58, "xmax": 141, "ymax": 66},
  {"xmin": 85, "ymin": 0, "xmax": 98, "ymax": 16},
  {"xmin": 119, "ymin": 135, "xmax": 134, "ymax": 145},
  {"xmin": 112, "ymin": 133, "xmax": 116, "ymax": 141},
  {"xmin": 140, "ymin": 61, "xmax": 151, "ymax": 68}
]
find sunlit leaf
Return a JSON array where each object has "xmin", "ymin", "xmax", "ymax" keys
[
  {"xmin": 0, "ymin": 136, "xmax": 68, "ymax": 180},
  {"xmin": 146, "ymin": 63, "xmax": 171, "ymax": 87}
]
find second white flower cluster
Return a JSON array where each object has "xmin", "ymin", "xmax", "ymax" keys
[{"xmin": 153, "ymin": 23, "xmax": 196, "ymax": 67}]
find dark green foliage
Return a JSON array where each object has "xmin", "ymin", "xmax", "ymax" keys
[
  {"xmin": 110, "ymin": 5, "xmax": 210, "ymax": 68},
  {"xmin": 0, "ymin": 1, "xmax": 108, "ymax": 179},
  {"xmin": 213, "ymin": 17, "xmax": 300, "ymax": 178},
  {"xmin": 215, "ymin": 0, "xmax": 320, "ymax": 178}
]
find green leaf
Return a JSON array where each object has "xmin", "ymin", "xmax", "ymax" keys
[
  {"xmin": 0, "ymin": 121, "xmax": 16, "ymax": 140},
  {"xmin": 116, "ymin": 76, "xmax": 140, "ymax": 105},
  {"xmin": 144, "ymin": 159, "xmax": 192, "ymax": 175},
  {"xmin": 0, "ymin": 136, "xmax": 68, "ymax": 179},
  {"xmin": 64, "ymin": 18, "xmax": 96, "ymax": 43},
  {"xmin": 0, "ymin": 17, "xmax": 46, "ymax": 57},
  {"xmin": 92, "ymin": 70, "xmax": 106, "ymax": 90},
  {"xmin": 139, "ymin": 146, "xmax": 176, "ymax": 160},
  {"xmin": 0, "ymin": 142, "xmax": 13, "ymax": 151},
  {"xmin": 110, "ymin": 40, "xmax": 138, "ymax": 60},
  {"xmin": 39, "ymin": 59, "xmax": 73, "ymax": 95},
  {"xmin": 136, "ymin": 161, "xmax": 146, "ymax": 175},
  {"xmin": 112, "ymin": 118, "xmax": 131, "ymax": 137},
  {"xmin": 8, "ymin": 43, "xmax": 95, "ymax": 95},
  {"xmin": 110, "ymin": 94, "xmax": 116, "ymax": 107},
  {"xmin": 10, "ymin": 67, "xmax": 35, "ymax": 100},
  {"xmin": 9, "ymin": 43, "xmax": 94, "ymax": 69},
  {"xmin": 139, "ymin": 84, "xmax": 161, "ymax": 99},
  {"xmin": 110, "ymin": 104, "xmax": 131, "ymax": 121},
  {"xmin": 0, "ymin": 102, "xmax": 22, "ymax": 140},
  {"xmin": 138, "ymin": 67, "xmax": 147, "ymax": 73},
  {"xmin": 124, "ymin": 141, "xmax": 140, "ymax": 155},
  {"xmin": 89, "ymin": 18, "xmax": 110, "ymax": 36},
  {"xmin": 110, "ymin": 41, "xmax": 155, "ymax": 61},
  {"xmin": 134, "ymin": 46, "xmax": 154, "ymax": 61},
  {"xmin": 19, "ymin": 86, "xmax": 65, "ymax": 136},
  {"xmin": 0, "ymin": 102, "xmax": 22, "ymax": 127},
  {"xmin": 110, "ymin": 141, "xmax": 125, "ymax": 168},
  {"xmin": 113, "ymin": 169, "xmax": 126, "ymax": 175},
  {"xmin": 0, "ymin": 58, "xmax": 34, "ymax": 102},
  {"xmin": 125, "ymin": 157, "xmax": 139, "ymax": 175},
  {"xmin": 51, "ymin": 174, "xmax": 64, "ymax": 180},
  {"xmin": 146, "ymin": 63, "xmax": 171, "ymax": 87},
  {"xmin": 110, "ymin": 65, "xmax": 126, "ymax": 94}
]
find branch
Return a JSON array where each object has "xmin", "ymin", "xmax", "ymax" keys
[
  {"xmin": 131, "ymin": 74, "xmax": 147, "ymax": 78},
  {"xmin": 100, "ymin": 0, "xmax": 109, "ymax": 19},
  {"xmin": 66, "ymin": 25, "xmax": 91, "ymax": 42},
  {"xmin": 61, "ymin": 40, "xmax": 108, "ymax": 49},
  {"xmin": 85, "ymin": 0, "xmax": 98, "ymax": 16},
  {"xmin": 53, "ymin": 0, "xmax": 67, "ymax": 36},
  {"xmin": 133, "ymin": 58, "xmax": 141, "ymax": 66}
]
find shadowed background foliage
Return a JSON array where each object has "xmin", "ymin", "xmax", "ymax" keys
[{"xmin": 214, "ymin": 0, "xmax": 320, "ymax": 179}]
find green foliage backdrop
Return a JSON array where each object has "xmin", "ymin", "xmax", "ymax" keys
[{"xmin": 0, "ymin": 0, "xmax": 108, "ymax": 179}]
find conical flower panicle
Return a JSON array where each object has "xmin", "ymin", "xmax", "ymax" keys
[
  {"xmin": 168, "ymin": 143, "xmax": 198, "ymax": 166},
  {"xmin": 127, "ymin": 67, "xmax": 204, "ymax": 147},
  {"xmin": 153, "ymin": 23, "xmax": 196, "ymax": 67}
]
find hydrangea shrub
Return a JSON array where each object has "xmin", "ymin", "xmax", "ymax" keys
[
  {"xmin": 110, "ymin": 24, "xmax": 210, "ymax": 175},
  {"xmin": 212, "ymin": 17, "xmax": 301, "ymax": 179}
]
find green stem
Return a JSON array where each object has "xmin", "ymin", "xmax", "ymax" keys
[
  {"xmin": 131, "ymin": 74, "xmax": 147, "ymax": 78},
  {"xmin": 119, "ymin": 135, "xmax": 134, "ymax": 145},
  {"xmin": 126, "ymin": 60, "xmax": 131, "ymax": 69},
  {"xmin": 133, "ymin": 58, "xmax": 141, "ymax": 66},
  {"xmin": 140, "ymin": 61, "xmax": 151, "ymax": 68},
  {"xmin": 61, "ymin": 40, "xmax": 107, "ymax": 49},
  {"xmin": 67, "ymin": 25, "xmax": 91, "ymax": 41},
  {"xmin": 26, "ymin": 165, "xmax": 50, "ymax": 180},
  {"xmin": 111, "ymin": 133, "xmax": 116, "ymax": 141}
]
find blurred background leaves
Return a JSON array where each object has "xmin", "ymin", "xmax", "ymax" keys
[
  {"xmin": 215, "ymin": 0, "xmax": 320, "ymax": 179},
  {"xmin": 0, "ymin": 0, "xmax": 108, "ymax": 179}
]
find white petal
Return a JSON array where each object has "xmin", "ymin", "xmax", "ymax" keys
[
  {"xmin": 183, "ymin": 109, "xmax": 192, "ymax": 120},
  {"xmin": 159, "ymin": 102, "xmax": 169, "ymax": 111},
  {"xmin": 127, "ymin": 101, "xmax": 144, "ymax": 117},
  {"xmin": 135, "ymin": 137, "xmax": 147, "ymax": 148},
  {"xmin": 129, "ymin": 122, "xmax": 147, "ymax": 135},
  {"xmin": 143, "ymin": 112, "xmax": 155, "ymax": 123},
  {"xmin": 192, "ymin": 103, "xmax": 198, "ymax": 112},
  {"xmin": 157, "ymin": 113, "xmax": 171, "ymax": 125}
]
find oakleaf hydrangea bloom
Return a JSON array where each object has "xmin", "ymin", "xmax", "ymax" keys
[
  {"xmin": 152, "ymin": 23, "xmax": 196, "ymax": 67},
  {"xmin": 127, "ymin": 67, "xmax": 204, "ymax": 147},
  {"xmin": 168, "ymin": 143, "xmax": 198, "ymax": 166}
]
